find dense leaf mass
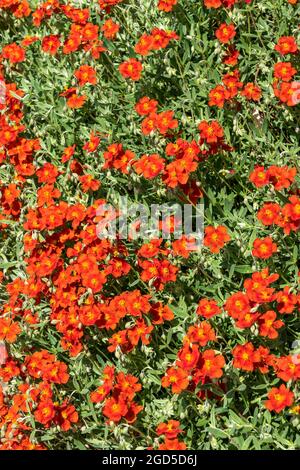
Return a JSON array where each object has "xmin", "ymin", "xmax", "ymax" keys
[{"xmin": 0, "ymin": 0, "xmax": 299, "ymax": 450}]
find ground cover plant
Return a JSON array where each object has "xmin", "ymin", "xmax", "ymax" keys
[{"xmin": 0, "ymin": 0, "xmax": 300, "ymax": 451}]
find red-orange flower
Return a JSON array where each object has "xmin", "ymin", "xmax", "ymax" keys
[
  {"xmin": 197, "ymin": 349, "xmax": 225, "ymax": 379},
  {"xmin": 67, "ymin": 93, "xmax": 87, "ymax": 109},
  {"xmin": 41, "ymin": 35, "xmax": 61, "ymax": 55},
  {"xmin": 265, "ymin": 384, "xmax": 294, "ymax": 413},
  {"xmin": 102, "ymin": 397, "xmax": 128, "ymax": 423},
  {"xmin": 204, "ymin": 225, "xmax": 231, "ymax": 253},
  {"xmin": 0, "ymin": 318, "xmax": 21, "ymax": 343},
  {"xmin": 34, "ymin": 401, "xmax": 55, "ymax": 426},
  {"xmin": 258, "ymin": 310, "xmax": 284, "ymax": 339},
  {"xmin": 197, "ymin": 298, "xmax": 221, "ymax": 319},
  {"xmin": 274, "ymin": 62, "xmax": 297, "ymax": 81},
  {"xmin": 156, "ymin": 420, "xmax": 183, "ymax": 439},
  {"xmin": 252, "ymin": 237, "xmax": 278, "ymax": 259},
  {"xmin": 257, "ymin": 202, "xmax": 281, "ymax": 226},
  {"xmin": 157, "ymin": 0, "xmax": 177, "ymax": 11},
  {"xmin": 215, "ymin": 23, "xmax": 236, "ymax": 44},
  {"xmin": 74, "ymin": 65, "xmax": 97, "ymax": 86},
  {"xmin": 101, "ymin": 19, "xmax": 120, "ymax": 39},
  {"xmin": 204, "ymin": 0, "xmax": 222, "ymax": 7},
  {"xmin": 250, "ymin": 166, "xmax": 269, "ymax": 187},
  {"xmin": 158, "ymin": 438, "xmax": 187, "ymax": 450},
  {"xmin": 208, "ymin": 85, "xmax": 230, "ymax": 107},
  {"xmin": 198, "ymin": 120, "xmax": 224, "ymax": 143},
  {"xmin": 119, "ymin": 58, "xmax": 143, "ymax": 81},
  {"xmin": 2, "ymin": 43, "xmax": 26, "ymax": 63},
  {"xmin": 161, "ymin": 367, "xmax": 189, "ymax": 393},
  {"xmin": 275, "ymin": 36, "xmax": 298, "ymax": 55},
  {"xmin": 232, "ymin": 342, "xmax": 257, "ymax": 372},
  {"xmin": 186, "ymin": 321, "xmax": 216, "ymax": 346},
  {"xmin": 241, "ymin": 83, "xmax": 262, "ymax": 101},
  {"xmin": 134, "ymin": 153, "xmax": 165, "ymax": 179},
  {"xmin": 135, "ymin": 96, "xmax": 158, "ymax": 115}
]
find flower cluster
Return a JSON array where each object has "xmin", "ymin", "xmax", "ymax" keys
[
  {"xmin": 91, "ymin": 366, "xmax": 143, "ymax": 424},
  {"xmin": 273, "ymin": 36, "xmax": 299, "ymax": 106},
  {"xmin": 0, "ymin": 0, "xmax": 299, "ymax": 451},
  {"xmin": 155, "ymin": 420, "xmax": 186, "ymax": 450}
]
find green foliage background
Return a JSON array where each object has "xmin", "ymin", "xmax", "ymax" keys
[{"xmin": 0, "ymin": 0, "xmax": 300, "ymax": 449}]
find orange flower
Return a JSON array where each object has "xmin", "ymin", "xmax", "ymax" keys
[
  {"xmin": 204, "ymin": 0, "xmax": 222, "ymax": 7},
  {"xmin": 177, "ymin": 344, "xmax": 200, "ymax": 370},
  {"xmin": 241, "ymin": 82, "xmax": 261, "ymax": 101},
  {"xmin": 273, "ymin": 80, "xmax": 300, "ymax": 106},
  {"xmin": 197, "ymin": 349, "xmax": 225, "ymax": 379},
  {"xmin": 0, "ymin": 318, "xmax": 21, "ymax": 343},
  {"xmin": 257, "ymin": 202, "xmax": 281, "ymax": 226},
  {"xmin": 127, "ymin": 320, "xmax": 154, "ymax": 347},
  {"xmin": 102, "ymin": 397, "xmax": 128, "ymax": 423},
  {"xmin": 232, "ymin": 342, "xmax": 257, "ymax": 371},
  {"xmin": 258, "ymin": 310, "xmax": 284, "ymax": 339},
  {"xmin": 249, "ymin": 166, "xmax": 269, "ymax": 187},
  {"xmin": 267, "ymin": 165, "xmax": 297, "ymax": 190},
  {"xmin": 137, "ymin": 238, "xmax": 162, "ymax": 258},
  {"xmin": 265, "ymin": 384, "xmax": 294, "ymax": 413},
  {"xmin": 0, "ymin": 358, "xmax": 20, "ymax": 382},
  {"xmin": 99, "ymin": 0, "xmax": 124, "ymax": 10},
  {"xmin": 161, "ymin": 367, "xmax": 189, "ymax": 393},
  {"xmin": 61, "ymin": 145, "xmax": 76, "ymax": 163},
  {"xmin": 208, "ymin": 85, "xmax": 230, "ymax": 107},
  {"xmin": 140, "ymin": 258, "xmax": 178, "ymax": 290},
  {"xmin": 225, "ymin": 292, "xmax": 250, "ymax": 320},
  {"xmin": 44, "ymin": 362, "xmax": 69, "ymax": 384},
  {"xmin": 135, "ymin": 96, "xmax": 158, "ymax": 115},
  {"xmin": 133, "ymin": 153, "xmax": 165, "ymax": 179},
  {"xmin": 36, "ymin": 163, "xmax": 59, "ymax": 184},
  {"xmin": 90, "ymin": 384, "xmax": 111, "ymax": 403},
  {"xmin": 198, "ymin": 120, "xmax": 224, "ymax": 143},
  {"xmin": 119, "ymin": 58, "xmax": 143, "ymax": 81},
  {"xmin": 158, "ymin": 438, "xmax": 187, "ymax": 450},
  {"xmin": 197, "ymin": 298, "xmax": 221, "ymax": 319},
  {"xmin": 2, "ymin": 43, "xmax": 26, "ymax": 63},
  {"xmin": 157, "ymin": 0, "xmax": 177, "ymax": 11},
  {"xmin": 274, "ymin": 62, "xmax": 297, "ymax": 81},
  {"xmin": 41, "ymin": 35, "xmax": 61, "ymax": 55},
  {"xmin": 101, "ymin": 19, "xmax": 120, "ymax": 39},
  {"xmin": 67, "ymin": 93, "xmax": 87, "ymax": 109},
  {"xmin": 156, "ymin": 110, "xmax": 178, "ymax": 134},
  {"xmin": 141, "ymin": 113, "xmax": 157, "ymax": 134},
  {"xmin": 81, "ymin": 23, "xmax": 99, "ymax": 42},
  {"xmin": 74, "ymin": 65, "xmax": 97, "ymax": 86},
  {"xmin": 275, "ymin": 36, "xmax": 298, "ymax": 55},
  {"xmin": 172, "ymin": 235, "xmax": 197, "ymax": 258},
  {"xmin": 134, "ymin": 34, "xmax": 154, "ymax": 56},
  {"xmin": 25, "ymin": 350, "xmax": 69, "ymax": 384},
  {"xmin": 150, "ymin": 302, "xmax": 174, "ymax": 324},
  {"xmin": 204, "ymin": 225, "xmax": 231, "ymax": 253},
  {"xmin": 275, "ymin": 355, "xmax": 300, "ymax": 382},
  {"xmin": 215, "ymin": 23, "xmax": 236, "ymax": 44},
  {"xmin": 276, "ymin": 286, "xmax": 298, "ymax": 314},
  {"xmin": 223, "ymin": 46, "xmax": 239, "ymax": 65},
  {"xmin": 34, "ymin": 400, "xmax": 55, "ymax": 426},
  {"xmin": 186, "ymin": 321, "xmax": 216, "ymax": 346},
  {"xmin": 252, "ymin": 237, "xmax": 277, "ymax": 259},
  {"xmin": 222, "ymin": 69, "xmax": 243, "ymax": 98},
  {"xmin": 107, "ymin": 330, "xmax": 129, "ymax": 353},
  {"xmin": 55, "ymin": 402, "xmax": 78, "ymax": 431},
  {"xmin": 283, "ymin": 195, "xmax": 300, "ymax": 222},
  {"xmin": 156, "ymin": 420, "xmax": 183, "ymax": 439}
]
